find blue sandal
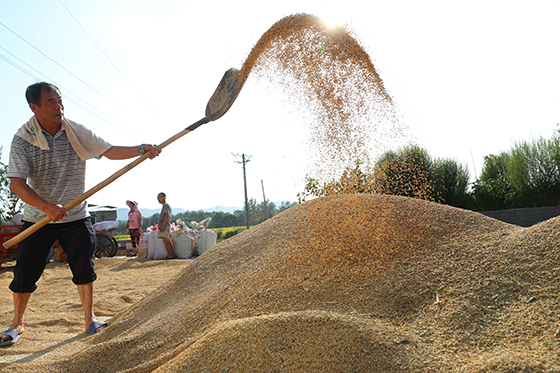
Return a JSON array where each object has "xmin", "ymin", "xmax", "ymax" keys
[
  {"xmin": 0, "ymin": 329, "xmax": 21, "ymax": 347},
  {"xmin": 86, "ymin": 321, "xmax": 109, "ymax": 335}
]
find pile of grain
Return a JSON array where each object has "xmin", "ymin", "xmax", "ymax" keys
[
  {"xmin": 237, "ymin": 13, "xmax": 407, "ymax": 184},
  {"xmin": 5, "ymin": 194, "xmax": 559, "ymax": 372}
]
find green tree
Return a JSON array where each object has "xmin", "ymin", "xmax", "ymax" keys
[
  {"xmin": 207, "ymin": 211, "xmax": 239, "ymax": 228},
  {"xmin": 278, "ymin": 200, "xmax": 296, "ymax": 213},
  {"xmin": 433, "ymin": 158, "xmax": 472, "ymax": 209},
  {"xmin": 472, "ymin": 154, "xmax": 512, "ymax": 210},
  {"xmin": 248, "ymin": 198, "xmax": 264, "ymax": 226},
  {"xmin": 508, "ymin": 135, "xmax": 560, "ymax": 206},
  {"xmin": 472, "ymin": 131, "xmax": 560, "ymax": 210},
  {"xmin": 373, "ymin": 145, "xmax": 435, "ymax": 201},
  {"xmin": 0, "ymin": 147, "xmax": 24, "ymax": 222},
  {"xmin": 143, "ymin": 213, "xmax": 160, "ymax": 229},
  {"xmin": 251, "ymin": 199, "xmax": 277, "ymax": 224}
]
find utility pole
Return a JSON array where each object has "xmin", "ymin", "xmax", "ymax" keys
[
  {"xmin": 261, "ymin": 179, "xmax": 269, "ymax": 219},
  {"xmin": 233, "ymin": 153, "xmax": 251, "ymax": 229}
]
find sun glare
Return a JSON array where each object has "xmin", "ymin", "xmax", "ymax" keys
[{"xmin": 319, "ymin": 11, "xmax": 348, "ymax": 29}]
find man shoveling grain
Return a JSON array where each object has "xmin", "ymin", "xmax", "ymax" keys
[{"xmin": 0, "ymin": 82, "xmax": 161, "ymax": 346}]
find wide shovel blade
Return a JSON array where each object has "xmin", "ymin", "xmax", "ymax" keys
[
  {"xmin": 2, "ymin": 68, "xmax": 244, "ymax": 250},
  {"xmin": 205, "ymin": 68, "xmax": 244, "ymax": 121}
]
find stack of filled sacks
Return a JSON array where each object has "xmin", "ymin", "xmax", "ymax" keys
[
  {"xmin": 137, "ymin": 218, "xmax": 217, "ymax": 259},
  {"xmin": 137, "ymin": 222, "xmax": 177, "ymax": 260},
  {"xmin": 188, "ymin": 217, "xmax": 217, "ymax": 256},
  {"xmin": 172, "ymin": 219, "xmax": 195, "ymax": 259}
]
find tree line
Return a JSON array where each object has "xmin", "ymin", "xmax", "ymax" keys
[
  {"xmin": 129, "ymin": 199, "xmax": 296, "ymax": 233},
  {"xmin": 298, "ymin": 127, "xmax": 560, "ymax": 212},
  {"xmin": 2, "ymin": 127, "xmax": 560, "ymax": 226}
]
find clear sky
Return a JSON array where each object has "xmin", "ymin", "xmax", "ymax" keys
[{"xmin": 1, "ymin": 0, "xmax": 559, "ymax": 211}]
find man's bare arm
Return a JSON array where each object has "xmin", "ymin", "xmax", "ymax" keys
[
  {"xmin": 102, "ymin": 144, "xmax": 160, "ymax": 160},
  {"xmin": 10, "ymin": 177, "xmax": 67, "ymax": 222}
]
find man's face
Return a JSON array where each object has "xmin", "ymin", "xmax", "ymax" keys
[
  {"xmin": 157, "ymin": 194, "xmax": 164, "ymax": 204},
  {"xmin": 30, "ymin": 89, "xmax": 64, "ymax": 127}
]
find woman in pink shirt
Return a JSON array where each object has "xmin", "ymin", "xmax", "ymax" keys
[{"xmin": 125, "ymin": 200, "xmax": 142, "ymax": 257}]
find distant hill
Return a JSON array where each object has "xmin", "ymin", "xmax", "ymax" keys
[
  {"xmin": 116, "ymin": 202, "xmax": 289, "ymax": 220},
  {"xmin": 117, "ymin": 206, "xmax": 241, "ymax": 220},
  {"xmin": 203, "ymin": 206, "xmax": 241, "ymax": 214},
  {"xmin": 117, "ymin": 207, "xmax": 185, "ymax": 221}
]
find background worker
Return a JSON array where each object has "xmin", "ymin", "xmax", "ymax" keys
[
  {"xmin": 157, "ymin": 192, "xmax": 173, "ymax": 259},
  {"xmin": 125, "ymin": 200, "xmax": 142, "ymax": 257}
]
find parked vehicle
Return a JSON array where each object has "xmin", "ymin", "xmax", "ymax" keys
[
  {"xmin": 0, "ymin": 225, "xmax": 22, "ymax": 266},
  {"xmin": 93, "ymin": 221, "xmax": 119, "ymax": 258}
]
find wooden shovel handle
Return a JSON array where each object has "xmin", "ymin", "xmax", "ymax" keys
[{"xmin": 2, "ymin": 117, "xmax": 209, "ymax": 249}]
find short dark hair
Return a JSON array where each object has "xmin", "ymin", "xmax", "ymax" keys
[
  {"xmin": 158, "ymin": 192, "xmax": 166, "ymax": 198},
  {"xmin": 25, "ymin": 82, "xmax": 61, "ymax": 106}
]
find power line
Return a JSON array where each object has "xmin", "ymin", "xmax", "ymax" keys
[
  {"xmin": 0, "ymin": 85, "xmax": 21, "ymax": 99},
  {"xmin": 0, "ymin": 53, "xmax": 41, "ymax": 81},
  {"xmin": 57, "ymin": 0, "xmax": 157, "ymax": 116},
  {"xmin": 0, "ymin": 20, "xmax": 124, "ymax": 111},
  {"xmin": 0, "ymin": 47, "xmax": 137, "ymax": 138},
  {"xmin": 0, "ymin": 46, "xmax": 110, "ymax": 120},
  {"xmin": 58, "ymin": 0, "xmax": 128, "ymax": 84}
]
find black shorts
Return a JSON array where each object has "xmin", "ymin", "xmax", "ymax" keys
[{"xmin": 9, "ymin": 218, "xmax": 97, "ymax": 293}]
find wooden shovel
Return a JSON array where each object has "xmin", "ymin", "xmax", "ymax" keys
[{"xmin": 2, "ymin": 68, "xmax": 244, "ymax": 249}]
